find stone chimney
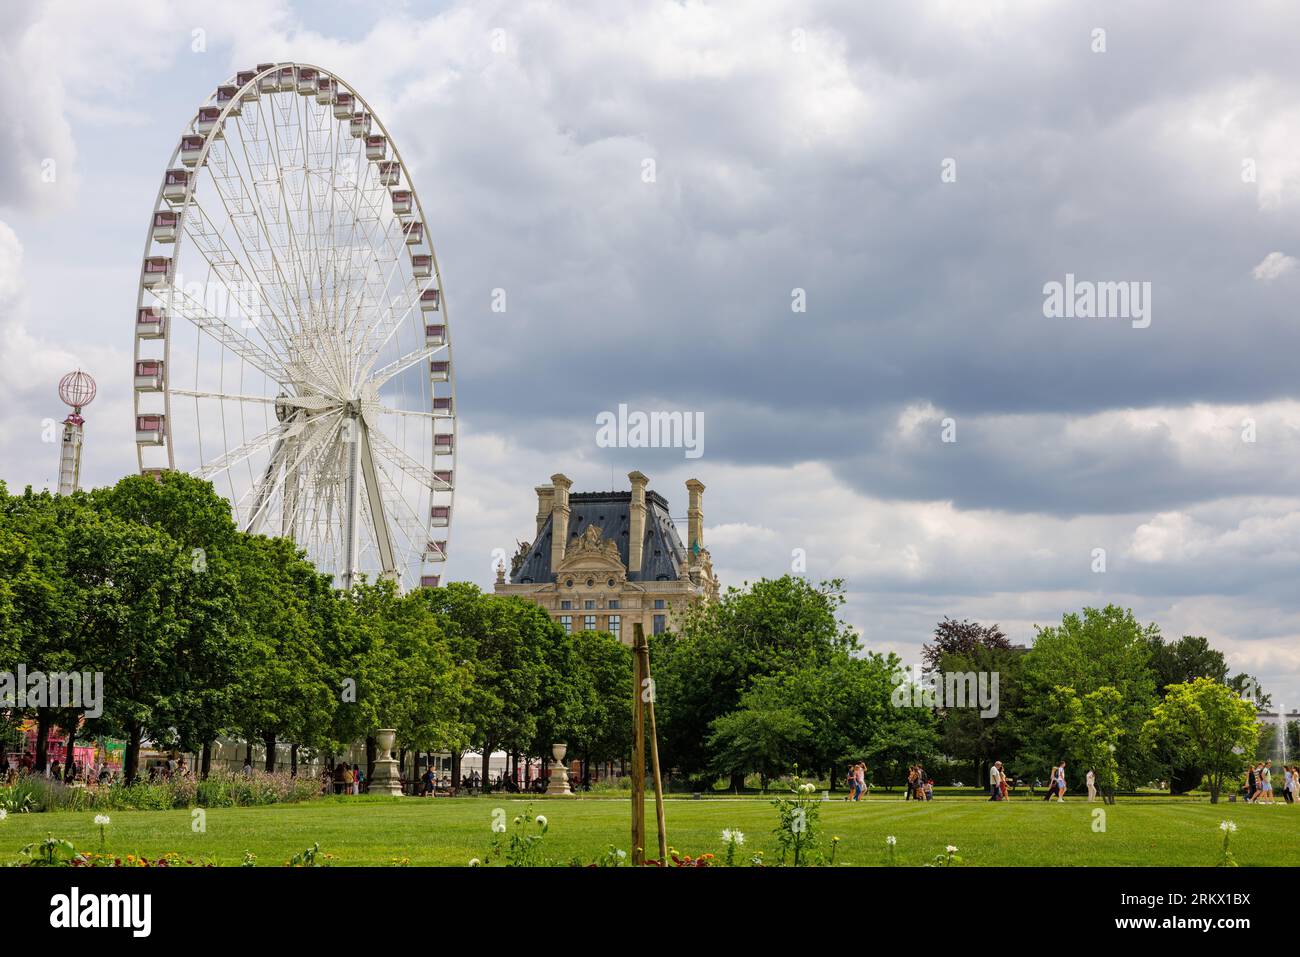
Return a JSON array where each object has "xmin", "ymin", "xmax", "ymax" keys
[
  {"xmin": 534, "ymin": 484, "xmax": 554, "ymax": 539},
  {"xmin": 628, "ymin": 470, "xmax": 648, "ymax": 575},
  {"xmin": 686, "ymin": 479, "xmax": 705, "ymax": 565},
  {"xmin": 549, "ymin": 473, "xmax": 572, "ymax": 575}
]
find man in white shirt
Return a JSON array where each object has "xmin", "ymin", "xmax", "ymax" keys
[{"xmin": 989, "ymin": 761, "xmax": 1002, "ymax": 801}]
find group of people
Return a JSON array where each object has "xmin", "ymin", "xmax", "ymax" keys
[
  {"xmin": 989, "ymin": 760, "xmax": 1104, "ymax": 802},
  {"xmin": 905, "ymin": 764, "xmax": 934, "ymax": 800},
  {"xmin": 3, "ymin": 754, "xmax": 121, "ymax": 787},
  {"xmin": 322, "ymin": 762, "xmax": 365, "ymax": 795},
  {"xmin": 1244, "ymin": 759, "xmax": 1300, "ymax": 804}
]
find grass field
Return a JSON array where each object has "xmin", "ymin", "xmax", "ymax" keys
[{"xmin": 3, "ymin": 793, "xmax": 1297, "ymax": 866}]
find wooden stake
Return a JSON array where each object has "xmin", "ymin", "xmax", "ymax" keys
[
  {"xmin": 630, "ymin": 625, "xmax": 646, "ymax": 866},
  {"xmin": 633, "ymin": 623, "xmax": 668, "ymax": 863}
]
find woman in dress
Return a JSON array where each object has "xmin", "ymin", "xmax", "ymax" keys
[{"xmin": 1086, "ymin": 768, "xmax": 1097, "ymax": 802}]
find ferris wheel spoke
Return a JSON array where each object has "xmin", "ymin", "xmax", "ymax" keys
[
  {"xmin": 365, "ymin": 427, "xmax": 447, "ymax": 491},
  {"xmin": 243, "ymin": 411, "xmax": 344, "ymax": 533},
  {"xmin": 367, "ymin": 341, "xmax": 447, "ymax": 389},
  {"xmin": 182, "ymin": 175, "xmax": 297, "ymax": 350},
  {"xmin": 156, "ymin": 284, "xmax": 289, "ymax": 385},
  {"xmin": 196, "ymin": 415, "xmax": 307, "ymax": 480}
]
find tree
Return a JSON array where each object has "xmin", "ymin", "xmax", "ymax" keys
[
  {"xmin": 1051, "ymin": 686, "xmax": 1124, "ymax": 804},
  {"xmin": 1142, "ymin": 677, "xmax": 1259, "ymax": 803},
  {"xmin": 1019, "ymin": 605, "xmax": 1158, "ymax": 789},
  {"xmin": 922, "ymin": 617, "xmax": 1010, "ymax": 670},
  {"xmin": 937, "ymin": 643, "xmax": 1027, "ymax": 788},
  {"xmin": 565, "ymin": 631, "xmax": 632, "ymax": 787},
  {"xmin": 652, "ymin": 576, "xmax": 856, "ymax": 785},
  {"xmin": 707, "ymin": 688, "xmax": 811, "ymax": 789}
]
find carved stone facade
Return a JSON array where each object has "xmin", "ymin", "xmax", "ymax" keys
[{"xmin": 494, "ymin": 471, "xmax": 718, "ymax": 645}]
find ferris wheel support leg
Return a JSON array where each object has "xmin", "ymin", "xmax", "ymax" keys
[
  {"xmin": 342, "ymin": 409, "xmax": 362, "ymax": 590},
  {"xmin": 358, "ymin": 419, "xmax": 399, "ymax": 583}
]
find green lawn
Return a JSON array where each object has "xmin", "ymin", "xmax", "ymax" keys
[{"xmin": 2, "ymin": 794, "xmax": 1295, "ymax": 866}]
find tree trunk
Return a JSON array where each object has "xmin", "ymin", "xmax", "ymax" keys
[
  {"xmin": 290, "ymin": 743, "xmax": 299, "ymax": 777},
  {"xmin": 263, "ymin": 735, "xmax": 276, "ymax": 773},
  {"xmin": 200, "ymin": 741, "xmax": 211, "ymax": 779},
  {"xmin": 33, "ymin": 712, "xmax": 52, "ymax": 773},
  {"xmin": 450, "ymin": 749, "xmax": 461, "ymax": 793},
  {"xmin": 365, "ymin": 736, "xmax": 377, "ymax": 785},
  {"xmin": 244, "ymin": 739, "xmax": 253, "ymax": 767},
  {"xmin": 730, "ymin": 771, "xmax": 745, "ymax": 793},
  {"xmin": 124, "ymin": 723, "xmax": 142, "ymax": 785},
  {"xmin": 480, "ymin": 742, "xmax": 492, "ymax": 789},
  {"xmin": 63, "ymin": 726, "xmax": 77, "ymax": 780}
]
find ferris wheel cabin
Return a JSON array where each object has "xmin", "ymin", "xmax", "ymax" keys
[
  {"xmin": 151, "ymin": 210, "xmax": 179, "ymax": 243},
  {"xmin": 425, "ymin": 323, "xmax": 445, "ymax": 347},
  {"xmin": 365, "ymin": 135, "xmax": 387, "ymax": 161},
  {"xmin": 141, "ymin": 257, "xmax": 173, "ymax": 288},
  {"xmin": 430, "ymin": 506, "xmax": 450, "ymax": 527},
  {"xmin": 235, "ymin": 70, "xmax": 259, "ymax": 101},
  {"xmin": 377, "ymin": 161, "xmax": 400, "ymax": 187},
  {"xmin": 135, "ymin": 414, "xmax": 166, "ymax": 446},
  {"xmin": 215, "ymin": 84, "xmax": 242, "ymax": 116},
  {"xmin": 419, "ymin": 288, "xmax": 440, "ymax": 312},
  {"xmin": 411, "ymin": 253, "xmax": 432, "ymax": 278},
  {"xmin": 136, "ymin": 307, "xmax": 166, "ymax": 338},
  {"xmin": 179, "ymin": 134, "xmax": 206, "ymax": 168},
  {"xmin": 315, "ymin": 76, "xmax": 336, "ymax": 104},
  {"xmin": 429, "ymin": 360, "xmax": 450, "ymax": 382},
  {"xmin": 296, "ymin": 67, "xmax": 319, "ymax": 95},
  {"xmin": 333, "ymin": 92, "xmax": 354, "ymax": 119},
  {"xmin": 195, "ymin": 106, "xmax": 222, "ymax": 136},
  {"xmin": 162, "ymin": 168, "xmax": 191, "ymax": 203},
  {"xmin": 349, "ymin": 113, "xmax": 372, "ymax": 139},
  {"xmin": 403, "ymin": 221, "xmax": 424, "ymax": 246},
  {"xmin": 134, "ymin": 360, "xmax": 164, "ymax": 391}
]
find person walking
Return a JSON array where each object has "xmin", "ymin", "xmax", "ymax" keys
[
  {"xmin": 1086, "ymin": 768, "xmax": 1097, "ymax": 802},
  {"xmin": 989, "ymin": 761, "xmax": 1002, "ymax": 801},
  {"xmin": 853, "ymin": 762, "xmax": 867, "ymax": 802},
  {"xmin": 1261, "ymin": 760, "xmax": 1274, "ymax": 804}
]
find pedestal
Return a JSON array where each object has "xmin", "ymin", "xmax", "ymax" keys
[
  {"xmin": 370, "ymin": 729, "xmax": 405, "ymax": 797},
  {"xmin": 546, "ymin": 742, "xmax": 572, "ymax": 795}
]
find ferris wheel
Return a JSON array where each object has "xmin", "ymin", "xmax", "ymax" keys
[{"xmin": 132, "ymin": 63, "xmax": 453, "ymax": 589}]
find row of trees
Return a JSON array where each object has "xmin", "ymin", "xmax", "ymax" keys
[
  {"xmin": 650, "ymin": 586, "xmax": 1264, "ymax": 803},
  {"xmin": 0, "ymin": 473, "xmax": 632, "ymax": 786},
  {"xmin": 928, "ymin": 608, "xmax": 1263, "ymax": 802},
  {"xmin": 0, "ymin": 471, "xmax": 1269, "ymax": 803}
]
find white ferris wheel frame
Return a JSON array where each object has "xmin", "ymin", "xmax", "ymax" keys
[{"xmin": 132, "ymin": 62, "xmax": 455, "ymax": 590}]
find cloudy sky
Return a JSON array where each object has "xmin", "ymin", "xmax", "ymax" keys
[{"xmin": 3, "ymin": 0, "xmax": 1300, "ymax": 701}]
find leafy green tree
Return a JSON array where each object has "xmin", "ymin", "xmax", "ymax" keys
[
  {"xmin": 1142, "ymin": 677, "xmax": 1260, "ymax": 803},
  {"xmin": 651, "ymin": 576, "xmax": 855, "ymax": 786},
  {"xmin": 565, "ymin": 631, "xmax": 632, "ymax": 787},
  {"xmin": 707, "ymin": 685, "xmax": 811, "ymax": 789},
  {"xmin": 1051, "ymin": 686, "xmax": 1124, "ymax": 803},
  {"xmin": 937, "ymin": 642, "xmax": 1028, "ymax": 789},
  {"xmin": 1019, "ymin": 605, "xmax": 1158, "ymax": 789}
]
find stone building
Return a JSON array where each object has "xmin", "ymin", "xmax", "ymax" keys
[{"xmin": 494, "ymin": 471, "xmax": 718, "ymax": 644}]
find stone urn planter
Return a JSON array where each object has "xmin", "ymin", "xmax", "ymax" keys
[
  {"xmin": 369, "ymin": 729, "xmax": 404, "ymax": 797},
  {"xmin": 546, "ymin": 742, "xmax": 572, "ymax": 795}
]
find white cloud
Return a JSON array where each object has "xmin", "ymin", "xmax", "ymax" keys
[{"xmin": 1252, "ymin": 251, "xmax": 1298, "ymax": 281}]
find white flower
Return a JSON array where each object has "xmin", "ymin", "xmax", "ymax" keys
[
  {"xmin": 722, "ymin": 829, "xmax": 745, "ymax": 845},
  {"xmin": 885, "ymin": 835, "xmax": 897, "ymax": 845},
  {"xmin": 799, "ymin": 782, "xmax": 816, "ymax": 793},
  {"xmin": 616, "ymin": 849, "xmax": 626, "ymax": 860},
  {"xmin": 468, "ymin": 858, "xmax": 481, "ymax": 867},
  {"xmin": 1220, "ymin": 820, "xmax": 1237, "ymax": 833},
  {"xmin": 946, "ymin": 845, "xmax": 958, "ymax": 854},
  {"xmin": 0, "ymin": 809, "xmax": 7, "ymax": 822},
  {"xmin": 535, "ymin": 815, "xmax": 548, "ymax": 829},
  {"xmin": 94, "ymin": 815, "xmax": 111, "ymax": 826}
]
